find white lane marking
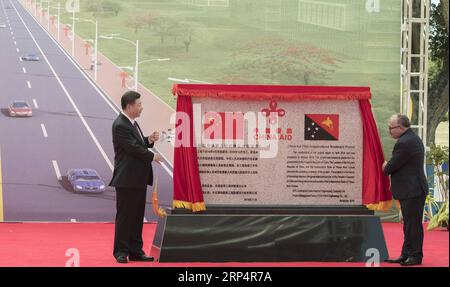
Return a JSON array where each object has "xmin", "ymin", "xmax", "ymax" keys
[
  {"xmin": 149, "ymin": 148, "xmax": 173, "ymax": 177},
  {"xmin": 14, "ymin": 41, "xmax": 16, "ymax": 45},
  {"xmin": 22, "ymin": 67, "xmax": 26, "ymax": 73},
  {"xmin": 157, "ymin": 159, "xmax": 172, "ymax": 177},
  {"xmin": 52, "ymin": 160, "xmax": 62, "ymax": 181},
  {"xmin": 16, "ymin": 0, "xmax": 174, "ymax": 172},
  {"xmin": 11, "ymin": 1, "xmax": 114, "ymax": 172},
  {"xmin": 41, "ymin": 124, "xmax": 48, "ymax": 138},
  {"xmin": 10, "ymin": 31, "xmax": 13, "ymax": 35},
  {"xmin": 16, "ymin": 1, "xmax": 178, "ymax": 176},
  {"xmin": 26, "ymin": 80, "xmax": 31, "ymax": 88},
  {"xmin": 16, "ymin": 47, "xmax": 19, "ymax": 53},
  {"xmin": 156, "ymin": 158, "xmax": 173, "ymax": 178},
  {"xmin": 19, "ymin": 56, "xmax": 22, "ymax": 62},
  {"xmin": 161, "ymin": 163, "xmax": 173, "ymax": 177},
  {"xmin": 19, "ymin": 13, "xmax": 121, "ymax": 117},
  {"xmin": 32, "ymin": 99, "xmax": 38, "ymax": 108}
]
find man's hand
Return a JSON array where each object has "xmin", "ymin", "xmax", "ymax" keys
[
  {"xmin": 382, "ymin": 161, "xmax": 388, "ymax": 172},
  {"xmin": 153, "ymin": 153, "xmax": 162, "ymax": 164},
  {"xmin": 149, "ymin": 131, "xmax": 160, "ymax": 143}
]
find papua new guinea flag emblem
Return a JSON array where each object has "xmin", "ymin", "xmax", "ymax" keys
[{"xmin": 304, "ymin": 114, "xmax": 339, "ymax": 141}]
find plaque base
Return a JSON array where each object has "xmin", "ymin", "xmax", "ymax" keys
[{"xmin": 151, "ymin": 207, "xmax": 388, "ymax": 262}]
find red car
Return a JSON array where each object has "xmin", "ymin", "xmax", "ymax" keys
[{"xmin": 8, "ymin": 101, "xmax": 32, "ymax": 117}]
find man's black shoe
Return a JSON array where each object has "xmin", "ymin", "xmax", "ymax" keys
[
  {"xmin": 384, "ymin": 257, "xmax": 407, "ymax": 263},
  {"xmin": 400, "ymin": 257, "xmax": 422, "ymax": 266},
  {"xmin": 116, "ymin": 255, "xmax": 128, "ymax": 264},
  {"xmin": 129, "ymin": 254, "xmax": 154, "ymax": 262}
]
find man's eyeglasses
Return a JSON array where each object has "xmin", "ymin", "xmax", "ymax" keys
[{"xmin": 388, "ymin": 125, "xmax": 401, "ymax": 131}]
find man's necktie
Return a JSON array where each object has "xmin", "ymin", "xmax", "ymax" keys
[{"xmin": 133, "ymin": 121, "xmax": 145, "ymax": 143}]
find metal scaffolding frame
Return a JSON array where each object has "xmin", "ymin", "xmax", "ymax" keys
[{"xmin": 401, "ymin": 0, "xmax": 431, "ymax": 148}]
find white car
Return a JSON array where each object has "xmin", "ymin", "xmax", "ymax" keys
[
  {"xmin": 0, "ymin": 23, "xmax": 8, "ymax": 28},
  {"xmin": 21, "ymin": 53, "xmax": 40, "ymax": 61}
]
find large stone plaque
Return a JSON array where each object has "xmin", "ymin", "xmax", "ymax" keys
[{"xmin": 192, "ymin": 97, "xmax": 363, "ymax": 206}]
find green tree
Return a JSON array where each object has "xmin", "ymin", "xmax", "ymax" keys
[
  {"xmin": 170, "ymin": 23, "xmax": 196, "ymax": 53},
  {"xmin": 167, "ymin": 20, "xmax": 184, "ymax": 44},
  {"xmin": 151, "ymin": 17, "xmax": 173, "ymax": 44},
  {"xmin": 87, "ymin": 0, "xmax": 103, "ymax": 14},
  {"xmin": 125, "ymin": 18, "xmax": 145, "ymax": 34},
  {"xmin": 101, "ymin": 1, "xmax": 122, "ymax": 16},
  {"xmin": 228, "ymin": 37, "xmax": 340, "ymax": 84},
  {"xmin": 182, "ymin": 27, "xmax": 194, "ymax": 53},
  {"xmin": 125, "ymin": 12, "xmax": 159, "ymax": 34}
]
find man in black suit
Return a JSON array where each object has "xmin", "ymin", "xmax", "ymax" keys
[
  {"xmin": 382, "ymin": 114, "xmax": 428, "ymax": 266},
  {"xmin": 110, "ymin": 91, "xmax": 162, "ymax": 264}
]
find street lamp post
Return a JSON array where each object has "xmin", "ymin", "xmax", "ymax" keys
[
  {"xmin": 133, "ymin": 58, "xmax": 171, "ymax": 91},
  {"xmin": 138, "ymin": 58, "xmax": 171, "ymax": 65},
  {"xmin": 135, "ymin": 40, "xmax": 139, "ymax": 92},
  {"xmin": 48, "ymin": 3, "xmax": 61, "ymax": 41},
  {"xmin": 71, "ymin": 6, "xmax": 75, "ymax": 56},
  {"xmin": 99, "ymin": 35, "xmax": 139, "ymax": 90},
  {"xmin": 56, "ymin": 3, "xmax": 60, "ymax": 41},
  {"xmin": 168, "ymin": 77, "xmax": 211, "ymax": 84},
  {"xmin": 118, "ymin": 59, "xmax": 171, "ymax": 90},
  {"xmin": 134, "ymin": 57, "xmax": 171, "ymax": 90},
  {"xmin": 94, "ymin": 19, "xmax": 98, "ymax": 81},
  {"xmin": 73, "ymin": 17, "xmax": 98, "ymax": 80},
  {"xmin": 47, "ymin": 0, "xmax": 50, "ymax": 31},
  {"xmin": 100, "ymin": 35, "xmax": 170, "ymax": 91}
]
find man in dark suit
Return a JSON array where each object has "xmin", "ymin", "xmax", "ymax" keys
[
  {"xmin": 110, "ymin": 90, "xmax": 162, "ymax": 264},
  {"xmin": 382, "ymin": 114, "xmax": 428, "ymax": 266}
]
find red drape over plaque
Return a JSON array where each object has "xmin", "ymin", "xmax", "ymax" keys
[
  {"xmin": 173, "ymin": 95, "xmax": 206, "ymax": 212},
  {"xmin": 359, "ymin": 100, "xmax": 392, "ymax": 210},
  {"xmin": 172, "ymin": 84, "xmax": 392, "ymax": 212}
]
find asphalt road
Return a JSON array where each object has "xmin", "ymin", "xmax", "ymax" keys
[{"xmin": 0, "ymin": 0, "xmax": 173, "ymax": 222}]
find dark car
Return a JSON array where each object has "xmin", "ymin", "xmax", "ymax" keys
[
  {"xmin": 21, "ymin": 53, "xmax": 40, "ymax": 61},
  {"xmin": 67, "ymin": 169, "xmax": 106, "ymax": 194},
  {"xmin": 8, "ymin": 101, "xmax": 32, "ymax": 117}
]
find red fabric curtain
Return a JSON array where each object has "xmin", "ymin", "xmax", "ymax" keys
[
  {"xmin": 173, "ymin": 96, "xmax": 206, "ymax": 212},
  {"xmin": 172, "ymin": 85, "xmax": 391, "ymax": 212},
  {"xmin": 172, "ymin": 84, "xmax": 371, "ymax": 101},
  {"xmin": 359, "ymin": 99, "xmax": 392, "ymax": 210}
]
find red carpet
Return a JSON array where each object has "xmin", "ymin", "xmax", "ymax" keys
[{"xmin": 0, "ymin": 222, "xmax": 447, "ymax": 267}]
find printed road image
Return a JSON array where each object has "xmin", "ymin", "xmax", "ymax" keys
[{"xmin": 0, "ymin": 0, "xmax": 173, "ymax": 222}]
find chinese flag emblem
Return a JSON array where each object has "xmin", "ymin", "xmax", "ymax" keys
[
  {"xmin": 304, "ymin": 114, "xmax": 339, "ymax": 141},
  {"xmin": 204, "ymin": 112, "xmax": 244, "ymax": 140}
]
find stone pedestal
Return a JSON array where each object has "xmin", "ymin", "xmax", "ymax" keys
[{"xmin": 151, "ymin": 207, "xmax": 389, "ymax": 262}]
